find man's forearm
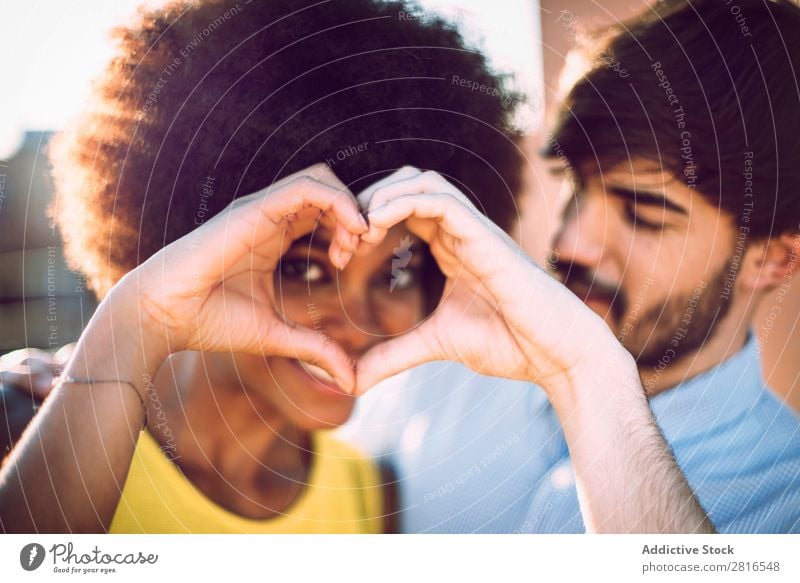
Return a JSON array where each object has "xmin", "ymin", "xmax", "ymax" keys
[{"xmin": 548, "ymin": 351, "xmax": 715, "ymax": 534}]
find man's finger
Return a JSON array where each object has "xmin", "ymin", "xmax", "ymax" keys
[
  {"xmin": 356, "ymin": 166, "xmax": 423, "ymax": 209},
  {"xmin": 365, "ymin": 193, "xmax": 479, "ymax": 246},
  {"xmin": 0, "ymin": 348, "xmax": 54, "ymax": 369},
  {"xmin": 0, "ymin": 368, "xmax": 56, "ymax": 400},
  {"xmin": 354, "ymin": 326, "xmax": 440, "ymax": 396},
  {"xmin": 366, "ymin": 170, "xmax": 472, "ymax": 215}
]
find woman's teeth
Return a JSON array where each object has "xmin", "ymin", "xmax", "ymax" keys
[{"xmin": 300, "ymin": 361, "xmax": 336, "ymax": 384}]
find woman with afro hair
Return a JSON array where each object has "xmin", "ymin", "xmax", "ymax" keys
[{"xmin": 0, "ymin": 0, "xmax": 524, "ymax": 532}]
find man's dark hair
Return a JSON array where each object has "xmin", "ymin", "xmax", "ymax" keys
[
  {"xmin": 545, "ymin": 0, "xmax": 800, "ymax": 239},
  {"xmin": 51, "ymin": 0, "xmax": 524, "ymax": 297}
]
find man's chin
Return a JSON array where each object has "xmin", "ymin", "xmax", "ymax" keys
[
  {"xmin": 584, "ymin": 296, "xmax": 613, "ymax": 317},
  {"xmin": 578, "ymin": 294, "xmax": 624, "ymax": 331}
]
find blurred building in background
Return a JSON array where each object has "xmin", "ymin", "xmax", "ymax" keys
[{"xmin": 0, "ymin": 132, "xmax": 97, "ymax": 352}]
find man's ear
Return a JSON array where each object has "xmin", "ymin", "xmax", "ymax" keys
[{"xmin": 739, "ymin": 232, "xmax": 800, "ymax": 292}]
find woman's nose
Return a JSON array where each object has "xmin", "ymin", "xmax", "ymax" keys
[{"xmin": 317, "ymin": 296, "xmax": 383, "ymax": 358}]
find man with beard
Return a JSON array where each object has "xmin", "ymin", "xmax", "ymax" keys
[{"xmin": 341, "ymin": 0, "xmax": 800, "ymax": 532}]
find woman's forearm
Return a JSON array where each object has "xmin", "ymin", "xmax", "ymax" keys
[{"xmin": 0, "ymin": 284, "xmax": 169, "ymax": 532}]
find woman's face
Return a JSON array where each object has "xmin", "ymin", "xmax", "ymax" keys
[{"xmin": 252, "ymin": 224, "xmax": 427, "ymax": 430}]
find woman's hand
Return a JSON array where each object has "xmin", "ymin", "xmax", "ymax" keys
[
  {"xmin": 354, "ymin": 167, "xmax": 633, "ymax": 399},
  {"xmin": 0, "ymin": 165, "xmax": 368, "ymax": 532},
  {"xmin": 118, "ymin": 164, "xmax": 367, "ymax": 390}
]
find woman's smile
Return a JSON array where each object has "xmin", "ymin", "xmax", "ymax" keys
[{"xmin": 293, "ymin": 359, "xmax": 348, "ymax": 395}]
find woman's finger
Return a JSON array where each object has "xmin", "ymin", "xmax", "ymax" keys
[
  {"xmin": 260, "ymin": 319, "xmax": 356, "ymax": 394},
  {"xmin": 229, "ymin": 163, "xmax": 351, "ymax": 209},
  {"xmin": 331, "ymin": 221, "xmax": 360, "ymax": 269},
  {"xmin": 257, "ymin": 177, "xmax": 367, "ymax": 239},
  {"xmin": 154, "ymin": 176, "xmax": 366, "ymax": 293}
]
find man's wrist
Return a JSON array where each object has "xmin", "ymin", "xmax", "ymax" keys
[{"xmin": 546, "ymin": 347, "xmax": 643, "ymax": 419}]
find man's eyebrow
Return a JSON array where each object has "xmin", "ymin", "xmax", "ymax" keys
[{"xmin": 607, "ymin": 186, "xmax": 688, "ymax": 215}]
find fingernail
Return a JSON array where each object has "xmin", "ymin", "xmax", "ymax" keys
[
  {"xmin": 345, "ymin": 233, "xmax": 359, "ymax": 252},
  {"xmin": 362, "ymin": 230, "xmax": 380, "ymax": 245},
  {"xmin": 338, "ymin": 250, "xmax": 353, "ymax": 269},
  {"xmin": 336, "ymin": 377, "xmax": 354, "ymax": 395},
  {"xmin": 355, "ymin": 213, "xmax": 368, "ymax": 232}
]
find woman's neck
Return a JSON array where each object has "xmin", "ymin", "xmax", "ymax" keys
[{"xmin": 148, "ymin": 351, "xmax": 313, "ymax": 520}]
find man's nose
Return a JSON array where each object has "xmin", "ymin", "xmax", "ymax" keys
[{"xmin": 553, "ymin": 193, "xmax": 608, "ymax": 269}]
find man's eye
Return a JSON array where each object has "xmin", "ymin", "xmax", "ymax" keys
[
  {"xmin": 278, "ymin": 258, "xmax": 330, "ymax": 284},
  {"xmin": 623, "ymin": 202, "xmax": 665, "ymax": 231}
]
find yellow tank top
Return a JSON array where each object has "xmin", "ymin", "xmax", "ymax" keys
[{"xmin": 109, "ymin": 430, "xmax": 383, "ymax": 533}]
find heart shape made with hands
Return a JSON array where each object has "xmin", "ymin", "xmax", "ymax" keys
[
  {"xmin": 161, "ymin": 163, "xmax": 527, "ymax": 397},
  {"xmin": 351, "ymin": 166, "xmax": 637, "ymax": 398},
  {"xmin": 264, "ymin": 168, "xmax": 441, "ymax": 395},
  {"xmin": 267, "ymin": 165, "xmax": 535, "ymax": 396}
]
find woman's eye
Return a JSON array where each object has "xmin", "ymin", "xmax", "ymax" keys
[
  {"xmin": 623, "ymin": 202, "xmax": 665, "ymax": 231},
  {"xmin": 278, "ymin": 258, "xmax": 330, "ymax": 284},
  {"xmin": 383, "ymin": 267, "xmax": 419, "ymax": 292}
]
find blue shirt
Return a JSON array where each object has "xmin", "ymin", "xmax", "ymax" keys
[{"xmin": 339, "ymin": 334, "xmax": 800, "ymax": 533}]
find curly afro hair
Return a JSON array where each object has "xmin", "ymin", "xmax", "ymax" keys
[{"xmin": 50, "ymin": 0, "xmax": 525, "ymax": 297}]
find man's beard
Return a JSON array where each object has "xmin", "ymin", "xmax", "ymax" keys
[
  {"xmin": 552, "ymin": 258, "xmax": 735, "ymax": 369},
  {"xmin": 622, "ymin": 267, "xmax": 733, "ymax": 367}
]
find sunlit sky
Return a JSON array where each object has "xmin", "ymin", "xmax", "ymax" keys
[{"xmin": 0, "ymin": 0, "xmax": 542, "ymax": 158}]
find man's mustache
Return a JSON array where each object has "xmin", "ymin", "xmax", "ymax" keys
[{"xmin": 551, "ymin": 260, "xmax": 627, "ymax": 321}]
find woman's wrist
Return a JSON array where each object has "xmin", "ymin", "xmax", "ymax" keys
[{"xmin": 62, "ymin": 279, "xmax": 172, "ymax": 399}]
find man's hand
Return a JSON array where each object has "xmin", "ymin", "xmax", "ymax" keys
[
  {"xmin": 354, "ymin": 167, "xmax": 624, "ymax": 401},
  {"xmin": 0, "ymin": 345, "xmax": 74, "ymax": 401},
  {"xmin": 355, "ymin": 167, "xmax": 715, "ymax": 534}
]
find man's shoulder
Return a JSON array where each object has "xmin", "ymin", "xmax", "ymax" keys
[
  {"xmin": 723, "ymin": 385, "xmax": 800, "ymax": 456},
  {"xmin": 679, "ymin": 387, "xmax": 800, "ymax": 533},
  {"xmin": 338, "ymin": 361, "xmax": 550, "ymax": 458},
  {"xmin": 652, "ymin": 337, "xmax": 800, "ymax": 533},
  {"xmin": 672, "ymin": 381, "xmax": 800, "ymax": 470}
]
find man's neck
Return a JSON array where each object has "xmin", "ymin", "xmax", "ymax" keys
[{"xmin": 638, "ymin": 317, "xmax": 751, "ymax": 397}]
